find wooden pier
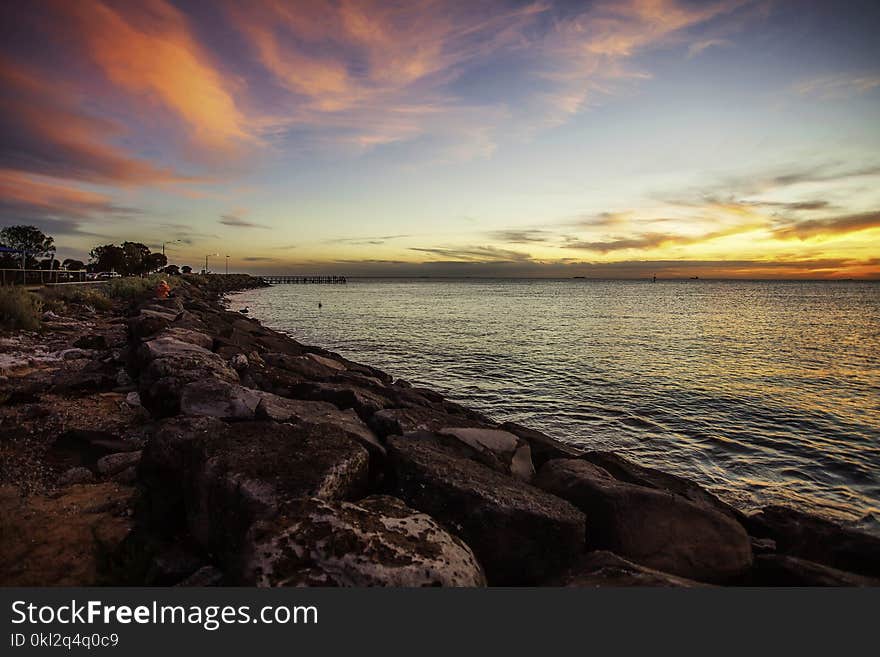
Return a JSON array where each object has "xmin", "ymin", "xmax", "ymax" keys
[{"xmin": 262, "ymin": 275, "xmax": 347, "ymax": 284}]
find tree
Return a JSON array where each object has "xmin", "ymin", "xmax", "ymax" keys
[
  {"xmin": 0, "ymin": 225, "xmax": 55, "ymax": 268},
  {"xmin": 89, "ymin": 244, "xmax": 125, "ymax": 273},
  {"xmin": 181, "ymin": 265, "xmax": 192, "ymax": 274},
  {"xmin": 144, "ymin": 252, "xmax": 168, "ymax": 273},
  {"xmin": 120, "ymin": 242, "xmax": 151, "ymax": 275},
  {"xmin": 62, "ymin": 258, "xmax": 85, "ymax": 271},
  {"xmin": 161, "ymin": 264, "xmax": 181, "ymax": 276}
]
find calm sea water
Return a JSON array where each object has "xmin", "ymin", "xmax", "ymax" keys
[{"xmin": 231, "ymin": 279, "xmax": 880, "ymax": 534}]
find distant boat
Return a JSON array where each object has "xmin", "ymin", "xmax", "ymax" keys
[
  {"xmin": 690, "ymin": 276, "xmax": 699, "ymax": 280},
  {"xmin": 573, "ymin": 276, "xmax": 585, "ymax": 279}
]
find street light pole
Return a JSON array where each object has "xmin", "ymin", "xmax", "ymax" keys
[
  {"xmin": 226, "ymin": 255, "xmax": 229, "ymax": 275},
  {"xmin": 162, "ymin": 239, "xmax": 182, "ymax": 255},
  {"xmin": 205, "ymin": 253, "xmax": 218, "ymax": 274}
]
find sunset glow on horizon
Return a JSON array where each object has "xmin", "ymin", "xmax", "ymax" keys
[{"xmin": 1, "ymin": 0, "xmax": 879, "ymax": 278}]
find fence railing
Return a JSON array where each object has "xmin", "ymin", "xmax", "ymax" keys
[{"xmin": 0, "ymin": 269, "xmax": 88, "ymax": 286}]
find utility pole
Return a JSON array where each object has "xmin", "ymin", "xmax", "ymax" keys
[{"xmin": 226, "ymin": 255, "xmax": 229, "ymax": 275}]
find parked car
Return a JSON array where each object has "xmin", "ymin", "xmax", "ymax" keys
[{"xmin": 96, "ymin": 271, "xmax": 122, "ymax": 280}]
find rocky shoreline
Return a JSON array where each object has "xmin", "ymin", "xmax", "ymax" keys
[{"xmin": 1, "ymin": 274, "xmax": 878, "ymax": 586}]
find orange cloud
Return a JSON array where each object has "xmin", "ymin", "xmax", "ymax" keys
[
  {"xmin": 54, "ymin": 0, "xmax": 254, "ymax": 154},
  {"xmin": 0, "ymin": 170, "xmax": 116, "ymax": 216},
  {"xmin": 0, "ymin": 60, "xmax": 190, "ymax": 185},
  {"xmin": 772, "ymin": 211, "xmax": 880, "ymax": 240},
  {"xmin": 224, "ymin": 0, "xmax": 750, "ymax": 152}
]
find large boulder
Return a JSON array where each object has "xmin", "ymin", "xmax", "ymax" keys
[
  {"xmin": 387, "ymin": 436, "xmax": 585, "ymax": 585},
  {"xmin": 255, "ymin": 393, "xmax": 385, "ymax": 459},
  {"xmin": 96, "ymin": 450, "xmax": 142, "ymax": 476},
  {"xmin": 138, "ymin": 336, "xmax": 215, "ymax": 362},
  {"xmin": 499, "ymin": 422, "xmax": 584, "ymax": 468},
  {"xmin": 369, "ymin": 407, "xmax": 489, "ymax": 439},
  {"xmin": 243, "ymin": 496, "xmax": 486, "ymax": 587},
  {"xmin": 137, "ymin": 338, "xmax": 239, "ymax": 416},
  {"xmin": 179, "ymin": 380, "xmax": 263, "ymax": 420},
  {"xmin": 552, "ymin": 551, "xmax": 706, "ymax": 587},
  {"xmin": 749, "ymin": 554, "xmax": 880, "ymax": 587},
  {"xmin": 299, "ymin": 382, "xmax": 394, "ymax": 419},
  {"xmin": 158, "ymin": 328, "xmax": 214, "ymax": 350},
  {"xmin": 534, "ymin": 459, "xmax": 752, "ymax": 583},
  {"xmin": 140, "ymin": 418, "xmax": 370, "ymax": 568},
  {"xmin": 398, "ymin": 429, "xmax": 534, "ymax": 481},
  {"xmin": 262, "ymin": 352, "xmax": 345, "ymax": 381},
  {"xmin": 745, "ymin": 506, "xmax": 880, "ymax": 578},
  {"xmin": 580, "ymin": 450, "xmax": 744, "ymax": 522}
]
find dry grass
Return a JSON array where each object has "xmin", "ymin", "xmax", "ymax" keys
[{"xmin": 0, "ymin": 287, "xmax": 42, "ymax": 330}]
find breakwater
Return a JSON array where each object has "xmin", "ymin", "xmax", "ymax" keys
[{"xmin": 1, "ymin": 275, "xmax": 878, "ymax": 586}]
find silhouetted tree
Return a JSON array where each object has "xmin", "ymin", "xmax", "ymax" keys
[
  {"xmin": 144, "ymin": 252, "xmax": 168, "ymax": 272},
  {"xmin": 120, "ymin": 242, "xmax": 151, "ymax": 275},
  {"xmin": 161, "ymin": 264, "xmax": 181, "ymax": 276},
  {"xmin": 0, "ymin": 225, "xmax": 55, "ymax": 268},
  {"xmin": 62, "ymin": 258, "xmax": 85, "ymax": 271},
  {"xmin": 89, "ymin": 244, "xmax": 125, "ymax": 273},
  {"xmin": 181, "ymin": 265, "xmax": 192, "ymax": 274}
]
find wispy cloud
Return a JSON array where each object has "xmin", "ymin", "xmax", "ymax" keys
[
  {"xmin": 327, "ymin": 234, "xmax": 411, "ymax": 245},
  {"xmin": 791, "ymin": 73, "xmax": 880, "ymax": 100},
  {"xmin": 687, "ymin": 38, "xmax": 732, "ymax": 58},
  {"xmin": 0, "ymin": 61, "xmax": 194, "ymax": 185},
  {"xmin": 410, "ymin": 245, "xmax": 533, "ymax": 262},
  {"xmin": 772, "ymin": 211, "xmax": 880, "ymax": 240},
  {"xmin": 219, "ymin": 209, "xmax": 269, "ymax": 229},
  {"xmin": 487, "ymin": 229, "xmax": 553, "ymax": 243}
]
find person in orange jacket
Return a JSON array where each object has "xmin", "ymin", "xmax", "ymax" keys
[{"xmin": 155, "ymin": 279, "xmax": 171, "ymax": 299}]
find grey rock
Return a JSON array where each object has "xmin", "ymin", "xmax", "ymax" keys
[
  {"xmin": 255, "ymin": 393, "xmax": 385, "ymax": 458},
  {"xmin": 499, "ymin": 422, "xmax": 584, "ymax": 468},
  {"xmin": 175, "ymin": 566, "xmax": 225, "ymax": 587},
  {"xmin": 243, "ymin": 496, "xmax": 486, "ymax": 587},
  {"xmin": 534, "ymin": 459, "xmax": 753, "ymax": 583},
  {"xmin": 116, "ymin": 370, "xmax": 134, "ymax": 387},
  {"xmin": 437, "ymin": 427, "xmax": 534, "ymax": 481},
  {"xmin": 369, "ymin": 406, "xmax": 488, "ymax": 438},
  {"xmin": 141, "ymin": 418, "xmax": 370, "ymax": 569},
  {"xmin": 112, "ymin": 466, "xmax": 138, "ymax": 484},
  {"xmin": 553, "ymin": 551, "xmax": 707, "ymax": 587},
  {"xmin": 97, "ymin": 450, "xmax": 142, "ymax": 476},
  {"xmin": 387, "ymin": 436, "xmax": 585, "ymax": 585},
  {"xmin": 59, "ymin": 348, "xmax": 93, "ymax": 361},
  {"xmin": 750, "ymin": 554, "xmax": 880, "ymax": 587},
  {"xmin": 159, "ymin": 328, "xmax": 214, "ymax": 350},
  {"xmin": 580, "ymin": 450, "xmax": 743, "ymax": 521},
  {"xmin": 179, "ymin": 379, "xmax": 262, "ymax": 420},
  {"xmin": 139, "ymin": 337, "xmax": 214, "ymax": 362},
  {"xmin": 58, "ymin": 466, "xmax": 95, "ymax": 486},
  {"xmin": 745, "ymin": 505, "xmax": 880, "ymax": 578}
]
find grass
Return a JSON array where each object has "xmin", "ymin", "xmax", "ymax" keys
[
  {"xmin": 106, "ymin": 274, "xmax": 182, "ymax": 300},
  {"xmin": 39, "ymin": 274, "xmax": 179, "ymax": 313},
  {"xmin": 39, "ymin": 285, "xmax": 113, "ymax": 312},
  {"xmin": 0, "ymin": 287, "xmax": 43, "ymax": 331}
]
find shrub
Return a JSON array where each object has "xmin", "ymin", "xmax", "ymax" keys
[
  {"xmin": 105, "ymin": 274, "xmax": 176, "ymax": 300},
  {"xmin": 39, "ymin": 285, "xmax": 113, "ymax": 311},
  {"xmin": 0, "ymin": 287, "xmax": 42, "ymax": 331}
]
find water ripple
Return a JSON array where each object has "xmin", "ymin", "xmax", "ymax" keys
[{"xmin": 232, "ymin": 279, "xmax": 880, "ymax": 535}]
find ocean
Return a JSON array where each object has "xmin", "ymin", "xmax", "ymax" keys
[{"xmin": 230, "ymin": 279, "xmax": 880, "ymax": 534}]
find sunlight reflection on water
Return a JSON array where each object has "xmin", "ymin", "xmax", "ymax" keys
[{"xmin": 231, "ymin": 279, "xmax": 880, "ymax": 534}]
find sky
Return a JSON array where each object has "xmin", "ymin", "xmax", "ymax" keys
[{"xmin": 0, "ymin": 0, "xmax": 878, "ymax": 278}]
